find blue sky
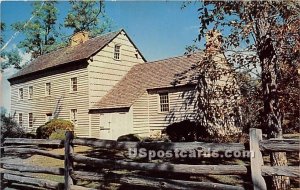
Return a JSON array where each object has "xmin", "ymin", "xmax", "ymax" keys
[{"xmin": 1, "ymin": 1, "xmax": 202, "ymax": 111}]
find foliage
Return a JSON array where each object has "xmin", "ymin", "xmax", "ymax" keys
[
  {"xmin": 36, "ymin": 119, "xmax": 74, "ymax": 139},
  {"xmin": 49, "ymin": 129, "xmax": 67, "ymax": 140},
  {"xmin": 117, "ymin": 134, "xmax": 142, "ymax": 142},
  {"xmin": 186, "ymin": 1, "xmax": 299, "ymax": 188},
  {"xmin": 64, "ymin": 0, "xmax": 112, "ymax": 37},
  {"xmin": 12, "ymin": 1, "xmax": 60, "ymax": 59},
  {"xmin": 0, "ymin": 22, "xmax": 22, "ymax": 72},
  {"xmin": 0, "ymin": 110, "xmax": 24, "ymax": 143},
  {"xmin": 182, "ymin": 1, "xmax": 299, "ymax": 138}
]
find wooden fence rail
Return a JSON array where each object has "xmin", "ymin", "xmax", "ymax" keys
[{"xmin": 1, "ymin": 128, "xmax": 299, "ymax": 190}]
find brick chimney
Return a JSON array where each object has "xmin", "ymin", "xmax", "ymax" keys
[
  {"xmin": 70, "ymin": 31, "xmax": 89, "ymax": 46},
  {"xmin": 206, "ymin": 30, "xmax": 222, "ymax": 53}
]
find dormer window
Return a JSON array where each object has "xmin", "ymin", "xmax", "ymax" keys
[{"xmin": 114, "ymin": 45, "xmax": 121, "ymax": 60}]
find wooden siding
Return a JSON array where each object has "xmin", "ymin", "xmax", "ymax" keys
[
  {"xmin": 131, "ymin": 92, "xmax": 150, "ymax": 137},
  {"xmin": 132, "ymin": 87, "xmax": 197, "ymax": 135},
  {"xmin": 10, "ymin": 66, "xmax": 90, "ymax": 137},
  {"xmin": 88, "ymin": 31, "xmax": 145, "ymax": 108}
]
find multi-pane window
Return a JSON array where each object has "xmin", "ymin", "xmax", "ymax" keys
[
  {"xmin": 159, "ymin": 93, "xmax": 169, "ymax": 112},
  {"xmin": 114, "ymin": 45, "xmax": 121, "ymax": 60},
  {"xmin": 70, "ymin": 77, "xmax": 77, "ymax": 92},
  {"xmin": 28, "ymin": 113, "xmax": 33, "ymax": 129},
  {"xmin": 45, "ymin": 82, "xmax": 51, "ymax": 96},
  {"xmin": 19, "ymin": 88, "xmax": 23, "ymax": 100},
  {"xmin": 18, "ymin": 113, "xmax": 23, "ymax": 127},
  {"xmin": 28, "ymin": 86, "xmax": 33, "ymax": 99},
  {"xmin": 70, "ymin": 109, "xmax": 77, "ymax": 125}
]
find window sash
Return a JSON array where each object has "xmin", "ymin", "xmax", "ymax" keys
[
  {"xmin": 28, "ymin": 113, "xmax": 33, "ymax": 128},
  {"xmin": 114, "ymin": 45, "xmax": 120, "ymax": 59},
  {"xmin": 45, "ymin": 83, "xmax": 51, "ymax": 95},
  {"xmin": 71, "ymin": 77, "xmax": 77, "ymax": 92},
  {"xmin": 159, "ymin": 93, "xmax": 169, "ymax": 112},
  {"xmin": 19, "ymin": 88, "xmax": 23, "ymax": 99},
  {"xmin": 18, "ymin": 113, "xmax": 23, "ymax": 126},
  {"xmin": 28, "ymin": 86, "xmax": 33, "ymax": 99},
  {"xmin": 70, "ymin": 109, "xmax": 77, "ymax": 123}
]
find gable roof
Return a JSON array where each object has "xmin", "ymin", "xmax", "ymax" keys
[
  {"xmin": 92, "ymin": 52, "xmax": 204, "ymax": 110},
  {"xmin": 8, "ymin": 29, "xmax": 145, "ymax": 81}
]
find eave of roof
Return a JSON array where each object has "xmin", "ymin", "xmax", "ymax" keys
[{"xmin": 8, "ymin": 29, "xmax": 145, "ymax": 82}]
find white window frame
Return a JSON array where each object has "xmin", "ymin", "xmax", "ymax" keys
[
  {"xmin": 18, "ymin": 88, "xmax": 24, "ymax": 100},
  {"xmin": 158, "ymin": 93, "xmax": 170, "ymax": 112},
  {"xmin": 70, "ymin": 77, "xmax": 78, "ymax": 92},
  {"xmin": 28, "ymin": 86, "xmax": 33, "ymax": 99},
  {"xmin": 18, "ymin": 113, "xmax": 23, "ymax": 127},
  {"xmin": 28, "ymin": 113, "xmax": 33, "ymax": 129},
  {"xmin": 45, "ymin": 82, "xmax": 51, "ymax": 96},
  {"xmin": 114, "ymin": 44, "xmax": 121, "ymax": 60},
  {"xmin": 70, "ymin": 109, "xmax": 78, "ymax": 125}
]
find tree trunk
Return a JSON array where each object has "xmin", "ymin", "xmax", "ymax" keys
[{"xmin": 259, "ymin": 34, "xmax": 290, "ymax": 190}]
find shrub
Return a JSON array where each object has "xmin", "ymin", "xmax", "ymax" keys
[
  {"xmin": 165, "ymin": 120, "xmax": 217, "ymax": 142},
  {"xmin": 165, "ymin": 120, "xmax": 203, "ymax": 142},
  {"xmin": 0, "ymin": 113, "xmax": 25, "ymax": 143},
  {"xmin": 36, "ymin": 119, "xmax": 74, "ymax": 139},
  {"xmin": 117, "ymin": 134, "xmax": 142, "ymax": 142},
  {"xmin": 49, "ymin": 129, "xmax": 66, "ymax": 140}
]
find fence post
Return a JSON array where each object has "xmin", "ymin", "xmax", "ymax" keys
[
  {"xmin": 249, "ymin": 128, "xmax": 267, "ymax": 190},
  {"xmin": 64, "ymin": 131, "xmax": 74, "ymax": 190}
]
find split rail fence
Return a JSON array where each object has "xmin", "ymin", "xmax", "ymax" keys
[{"xmin": 0, "ymin": 128, "xmax": 299, "ymax": 190}]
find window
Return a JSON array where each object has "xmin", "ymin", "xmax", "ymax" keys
[
  {"xmin": 19, "ymin": 88, "xmax": 23, "ymax": 100},
  {"xmin": 28, "ymin": 86, "xmax": 33, "ymax": 99},
  {"xmin": 45, "ymin": 82, "xmax": 51, "ymax": 96},
  {"xmin": 45, "ymin": 113, "xmax": 52, "ymax": 122},
  {"xmin": 70, "ymin": 109, "xmax": 77, "ymax": 125},
  {"xmin": 159, "ymin": 93, "xmax": 169, "ymax": 112},
  {"xmin": 114, "ymin": 45, "xmax": 121, "ymax": 60},
  {"xmin": 28, "ymin": 113, "xmax": 33, "ymax": 129},
  {"xmin": 70, "ymin": 77, "xmax": 77, "ymax": 92},
  {"xmin": 18, "ymin": 113, "xmax": 23, "ymax": 127}
]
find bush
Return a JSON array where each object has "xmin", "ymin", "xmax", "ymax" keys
[
  {"xmin": 165, "ymin": 120, "xmax": 207, "ymax": 142},
  {"xmin": 117, "ymin": 134, "xmax": 142, "ymax": 142},
  {"xmin": 0, "ymin": 113, "xmax": 25, "ymax": 143},
  {"xmin": 49, "ymin": 129, "xmax": 67, "ymax": 140},
  {"xmin": 165, "ymin": 120, "xmax": 245, "ymax": 143},
  {"xmin": 36, "ymin": 119, "xmax": 74, "ymax": 139}
]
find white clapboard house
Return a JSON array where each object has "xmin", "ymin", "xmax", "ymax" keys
[{"xmin": 9, "ymin": 29, "xmax": 237, "ymax": 139}]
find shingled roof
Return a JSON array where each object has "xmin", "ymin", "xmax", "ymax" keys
[
  {"xmin": 9, "ymin": 29, "xmax": 130, "ymax": 80},
  {"xmin": 92, "ymin": 52, "xmax": 204, "ymax": 110}
]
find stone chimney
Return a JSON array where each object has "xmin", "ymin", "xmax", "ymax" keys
[
  {"xmin": 206, "ymin": 30, "xmax": 222, "ymax": 53},
  {"xmin": 70, "ymin": 31, "xmax": 89, "ymax": 46}
]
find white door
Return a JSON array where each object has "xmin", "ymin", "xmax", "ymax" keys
[
  {"xmin": 99, "ymin": 113, "xmax": 112, "ymax": 139},
  {"xmin": 110, "ymin": 113, "xmax": 130, "ymax": 140}
]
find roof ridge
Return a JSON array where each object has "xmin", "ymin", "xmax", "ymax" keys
[
  {"xmin": 31, "ymin": 29, "xmax": 123, "ymax": 60},
  {"xmin": 133, "ymin": 51, "xmax": 203, "ymax": 68}
]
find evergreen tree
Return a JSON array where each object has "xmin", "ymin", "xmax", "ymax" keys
[
  {"xmin": 64, "ymin": 0, "xmax": 112, "ymax": 37},
  {"xmin": 12, "ymin": 1, "xmax": 59, "ymax": 59},
  {"xmin": 0, "ymin": 22, "xmax": 21, "ymax": 72}
]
